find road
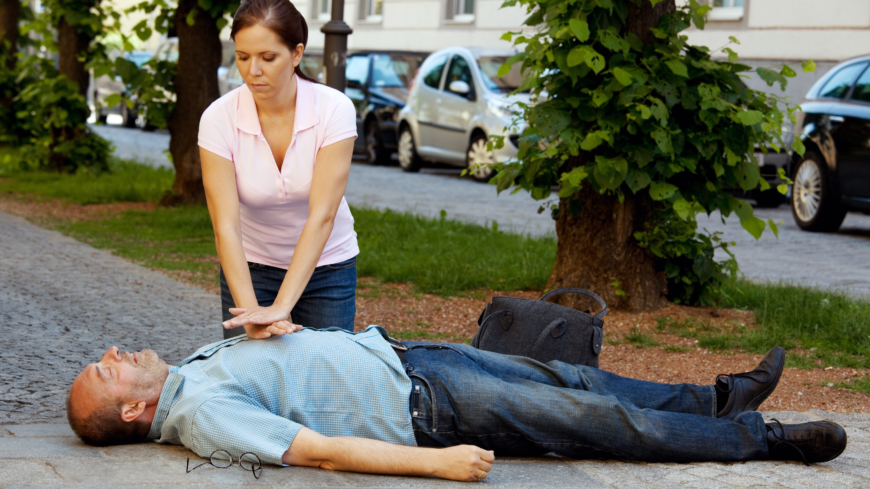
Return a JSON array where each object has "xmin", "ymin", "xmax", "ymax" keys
[{"xmin": 91, "ymin": 123, "xmax": 870, "ymax": 298}]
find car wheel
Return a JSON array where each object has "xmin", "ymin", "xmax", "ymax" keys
[
  {"xmin": 397, "ymin": 126, "xmax": 422, "ymax": 173},
  {"xmin": 364, "ymin": 119, "xmax": 388, "ymax": 165},
  {"xmin": 121, "ymin": 102, "xmax": 137, "ymax": 129},
  {"xmin": 467, "ymin": 133, "xmax": 496, "ymax": 183},
  {"xmin": 791, "ymin": 151, "xmax": 847, "ymax": 232}
]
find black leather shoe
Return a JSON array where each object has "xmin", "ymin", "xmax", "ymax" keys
[
  {"xmin": 767, "ymin": 419, "xmax": 847, "ymax": 464},
  {"xmin": 716, "ymin": 346, "xmax": 785, "ymax": 417}
]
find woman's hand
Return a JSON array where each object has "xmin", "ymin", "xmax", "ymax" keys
[{"xmin": 224, "ymin": 306, "xmax": 303, "ymax": 339}]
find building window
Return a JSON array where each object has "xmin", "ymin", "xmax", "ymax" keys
[
  {"xmin": 708, "ymin": 0, "xmax": 744, "ymax": 21},
  {"xmin": 446, "ymin": 0, "xmax": 475, "ymax": 23},
  {"xmin": 359, "ymin": 0, "xmax": 383, "ymax": 22},
  {"xmin": 316, "ymin": 0, "xmax": 330, "ymax": 22}
]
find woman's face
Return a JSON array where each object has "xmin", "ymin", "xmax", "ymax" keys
[{"xmin": 234, "ymin": 24, "xmax": 303, "ymax": 98}]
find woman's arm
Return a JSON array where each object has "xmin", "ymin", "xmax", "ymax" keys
[
  {"xmin": 221, "ymin": 137, "xmax": 355, "ymax": 334},
  {"xmin": 283, "ymin": 427, "xmax": 495, "ymax": 481},
  {"xmin": 201, "ymin": 148, "xmax": 298, "ymax": 338}
]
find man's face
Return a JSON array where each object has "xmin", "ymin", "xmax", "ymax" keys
[{"xmin": 71, "ymin": 346, "xmax": 170, "ymax": 416}]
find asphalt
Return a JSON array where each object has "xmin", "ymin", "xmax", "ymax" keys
[{"xmin": 2, "ymin": 204, "xmax": 870, "ymax": 487}]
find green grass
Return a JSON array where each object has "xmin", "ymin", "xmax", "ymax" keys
[
  {"xmin": 624, "ymin": 326, "xmax": 660, "ymax": 348},
  {"xmin": 662, "ymin": 345, "xmax": 691, "ymax": 353},
  {"xmin": 831, "ymin": 376, "xmax": 870, "ymax": 394},
  {"xmin": 0, "ymin": 157, "xmax": 174, "ymax": 204},
  {"xmin": 390, "ymin": 328, "xmax": 472, "ymax": 344},
  {"xmin": 352, "ymin": 207, "xmax": 555, "ymax": 296}
]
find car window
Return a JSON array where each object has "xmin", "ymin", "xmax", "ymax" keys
[
  {"xmin": 299, "ymin": 54, "xmax": 323, "ymax": 80},
  {"xmin": 345, "ymin": 55, "xmax": 369, "ymax": 85},
  {"xmin": 228, "ymin": 63, "xmax": 242, "ymax": 83},
  {"xmin": 445, "ymin": 55, "xmax": 474, "ymax": 90},
  {"xmin": 478, "ymin": 56, "xmax": 526, "ymax": 93},
  {"xmin": 818, "ymin": 62, "xmax": 866, "ymax": 99},
  {"xmin": 422, "ymin": 53, "xmax": 448, "ymax": 90},
  {"xmin": 849, "ymin": 66, "xmax": 870, "ymax": 103},
  {"xmin": 166, "ymin": 43, "xmax": 179, "ymax": 63},
  {"xmin": 371, "ymin": 54, "xmax": 416, "ymax": 88}
]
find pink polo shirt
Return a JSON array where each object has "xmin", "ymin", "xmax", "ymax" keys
[{"xmin": 198, "ymin": 76, "xmax": 359, "ymax": 269}]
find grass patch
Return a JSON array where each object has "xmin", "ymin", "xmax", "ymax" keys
[
  {"xmin": 624, "ymin": 327, "xmax": 660, "ymax": 348},
  {"xmin": 353, "ymin": 207, "xmax": 555, "ymax": 296},
  {"xmin": 662, "ymin": 345, "xmax": 691, "ymax": 353},
  {"xmin": 0, "ymin": 157, "xmax": 174, "ymax": 204},
  {"xmin": 390, "ymin": 328, "xmax": 472, "ymax": 344},
  {"xmin": 831, "ymin": 376, "xmax": 870, "ymax": 394}
]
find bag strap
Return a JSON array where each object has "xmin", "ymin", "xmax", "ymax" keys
[{"xmin": 539, "ymin": 288, "xmax": 608, "ymax": 319}]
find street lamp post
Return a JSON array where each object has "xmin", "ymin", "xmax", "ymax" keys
[{"xmin": 320, "ymin": 0, "xmax": 352, "ymax": 90}]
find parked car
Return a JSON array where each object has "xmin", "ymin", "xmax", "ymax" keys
[
  {"xmin": 92, "ymin": 50, "xmax": 152, "ymax": 128},
  {"xmin": 344, "ymin": 51, "xmax": 428, "ymax": 165},
  {"xmin": 219, "ymin": 48, "xmax": 323, "ymax": 96},
  {"xmin": 790, "ymin": 54, "xmax": 870, "ymax": 232},
  {"xmin": 396, "ymin": 47, "xmax": 527, "ymax": 182}
]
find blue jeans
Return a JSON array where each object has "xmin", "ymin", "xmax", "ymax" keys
[
  {"xmin": 404, "ymin": 343, "xmax": 769, "ymax": 462},
  {"xmin": 220, "ymin": 258, "xmax": 357, "ymax": 338}
]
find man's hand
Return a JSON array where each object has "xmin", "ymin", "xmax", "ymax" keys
[
  {"xmin": 433, "ymin": 445, "xmax": 494, "ymax": 482},
  {"xmin": 224, "ymin": 306, "xmax": 303, "ymax": 339}
]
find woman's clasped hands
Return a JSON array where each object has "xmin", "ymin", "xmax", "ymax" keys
[{"xmin": 223, "ymin": 305, "xmax": 304, "ymax": 339}]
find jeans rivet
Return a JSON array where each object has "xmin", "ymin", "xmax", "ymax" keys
[
  {"xmin": 432, "ymin": 428, "xmax": 437, "ymax": 432},
  {"xmin": 413, "ymin": 411, "xmax": 418, "ymax": 416},
  {"xmin": 415, "ymin": 386, "xmax": 420, "ymax": 391}
]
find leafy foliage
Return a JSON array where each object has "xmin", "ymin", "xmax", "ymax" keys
[{"xmin": 494, "ymin": 0, "xmax": 810, "ymax": 305}]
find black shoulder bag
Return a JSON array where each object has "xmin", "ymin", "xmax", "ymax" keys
[{"xmin": 471, "ymin": 288, "xmax": 608, "ymax": 368}]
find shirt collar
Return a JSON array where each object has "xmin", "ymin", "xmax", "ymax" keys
[
  {"xmin": 146, "ymin": 367, "xmax": 183, "ymax": 441},
  {"xmin": 235, "ymin": 74, "xmax": 318, "ymax": 136}
]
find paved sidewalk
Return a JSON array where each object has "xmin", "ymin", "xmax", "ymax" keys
[{"xmin": 2, "ymin": 210, "xmax": 870, "ymax": 487}]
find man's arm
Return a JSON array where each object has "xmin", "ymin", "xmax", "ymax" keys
[{"xmin": 283, "ymin": 427, "xmax": 495, "ymax": 482}]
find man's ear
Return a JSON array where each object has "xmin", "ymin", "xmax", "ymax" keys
[{"xmin": 120, "ymin": 401, "xmax": 147, "ymax": 423}]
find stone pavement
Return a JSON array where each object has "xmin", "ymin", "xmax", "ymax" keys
[{"xmin": 3, "ymin": 207, "xmax": 870, "ymax": 487}]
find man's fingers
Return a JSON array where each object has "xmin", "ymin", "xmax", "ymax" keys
[{"xmin": 480, "ymin": 449, "xmax": 495, "ymax": 463}]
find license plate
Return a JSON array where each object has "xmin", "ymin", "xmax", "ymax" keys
[{"xmin": 754, "ymin": 152, "xmax": 765, "ymax": 167}]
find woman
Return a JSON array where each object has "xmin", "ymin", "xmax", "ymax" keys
[{"xmin": 199, "ymin": 0, "xmax": 358, "ymax": 339}]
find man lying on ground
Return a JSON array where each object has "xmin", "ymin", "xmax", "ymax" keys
[{"xmin": 67, "ymin": 326, "xmax": 847, "ymax": 481}]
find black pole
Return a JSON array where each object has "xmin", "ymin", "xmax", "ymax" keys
[{"xmin": 320, "ymin": 0, "xmax": 352, "ymax": 90}]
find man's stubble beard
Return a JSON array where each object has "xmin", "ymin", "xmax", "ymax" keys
[{"xmin": 128, "ymin": 349, "xmax": 171, "ymax": 401}]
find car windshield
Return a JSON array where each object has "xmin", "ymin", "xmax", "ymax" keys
[
  {"xmin": 478, "ymin": 56, "xmax": 526, "ymax": 93},
  {"xmin": 371, "ymin": 54, "xmax": 424, "ymax": 88},
  {"xmin": 127, "ymin": 52, "xmax": 152, "ymax": 68}
]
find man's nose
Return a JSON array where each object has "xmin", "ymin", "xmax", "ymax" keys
[{"xmin": 101, "ymin": 346, "xmax": 121, "ymax": 362}]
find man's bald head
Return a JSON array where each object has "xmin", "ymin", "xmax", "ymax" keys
[{"xmin": 67, "ymin": 347, "xmax": 170, "ymax": 446}]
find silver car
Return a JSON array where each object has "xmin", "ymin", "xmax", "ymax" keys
[{"xmin": 396, "ymin": 47, "xmax": 528, "ymax": 182}]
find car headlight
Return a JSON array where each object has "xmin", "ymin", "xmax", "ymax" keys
[{"xmin": 487, "ymin": 98, "xmax": 516, "ymax": 119}]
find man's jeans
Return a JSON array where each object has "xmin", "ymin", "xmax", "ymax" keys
[
  {"xmin": 220, "ymin": 258, "xmax": 357, "ymax": 338},
  {"xmin": 404, "ymin": 343, "xmax": 769, "ymax": 462}
]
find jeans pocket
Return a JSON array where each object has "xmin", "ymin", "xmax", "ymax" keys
[{"xmin": 409, "ymin": 375, "xmax": 435, "ymax": 425}]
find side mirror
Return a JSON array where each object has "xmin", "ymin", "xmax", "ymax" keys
[
  {"xmin": 448, "ymin": 80, "xmax": 471, "ymax": 96},
  {"xmin": 347, "ymin": 78, "xmax": 363, "ymax": 89}
]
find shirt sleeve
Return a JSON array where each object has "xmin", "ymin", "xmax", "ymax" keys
[
  {"xmin": 198, "ymin": 102, "xmax": 234, "ymax": 161},
  {"xmin": 185, "ymin": 396, "xmax": 302, "ymax": 466},
  {"xmin": 320, "ymin": 93, "xmax": 358, "ymax": 149}
]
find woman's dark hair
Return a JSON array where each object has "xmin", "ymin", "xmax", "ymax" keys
[{"xmin": 230, "ymin": 0, "xmax": 318, "ymax": 83}]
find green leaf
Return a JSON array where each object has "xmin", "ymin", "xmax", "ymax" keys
[
  {"xmin": 780, "ymin": 64, "xmax": 796, "ymax": 78},
  {"xmin": 767, "ymin": 218, "xmax": 779, "ymax": 239},
  {"xmin": 625, "ymin": 170, "xmax": 651, "ymax": 193},
  {"xmin": 216, "ymin": 17, "xmax": 228, "ymax": 31},
  {"xmin": 729, "ymin": 36, "xmax": 741, "ymax": 44},
  {"xmin": 801, "ymin": 60, "xmax": 816, "ymax": 73},
  {"xmin": 500, "ymin": 32, "xmax": 513, "ymax": 42},
  {"xmin": 651, "ymin": 128, "xmax": 673, "ymax": 155},
  {"xmin": 567, "ymin": 46, "xmax": 588, "ymax": 67},
  {"xmin": 580, "ymin": 130, "xmax": 610, "ymax": 150},
  {"xmin": 673, "ymin": 197, "xmax": 691, "ymax": 219},
  {"xmin": 791, "ymin": 136, "xmax": 806, "ymax": 157},
  {"xmin": 613, "ymin": 67, "xmax": 632, "ymax": 86},
  {"xmin": 665, "ymin": 59, "xmax": 688, "ymax": 77},
  {"xmin": 104, "ymin": 93, "xmax": 122, "ymax": 108},
  {"xmin": 723, "ymin": 47, "xmax": 738, "ymax": 63},
  {"xmin": 756, "ymin": 67, "xmax": 788, "ymax": 90},
  {"xmin": 736, "ymin": 110, "xmax": 763, "ymax": 125},
  {"xmin": 649, "ymin": 181, "xmax": 678, "ymax": 201},
  {"xmin": 529, "ymin": 105, "xmax": 571, "ymax": 136},
  {"xmin": 732, "ymin": 198, "xmax": 765, "ymax": 239},
  {"xmin": 777, "ymin": 183, "xmax": 788, "ymax": 195},
  {"xmin": 585, "ymin": 48, "xmax": 605, "ymax": 74},
  {"xmin": 569, "ymin": 18, "xmax": 589, "ymax": 42}
]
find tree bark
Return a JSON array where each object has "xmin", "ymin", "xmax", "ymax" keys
[
  {"xmin": 57, "ymin": 16, "xmax": 92, "ymax": 98},
  {"xmin": 545, "ymin": 0, "xmax": 675, "ymax": 312},
  {"xmin": 0, "ymin": 0, "xmax": 21, "ymax": 68},
  {"xmin": 164, "ymin": 0, "xmax": 222, "ymax": 205}
]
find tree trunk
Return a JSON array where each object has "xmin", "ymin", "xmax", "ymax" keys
[
  {"xmin": 57, "ymin": 16, "xmax": 92, "ymax": 98},
  {"xmin": 545, "ymin": 0, "xmax": 675, "ymax": 312},
  {"xmin": 1, "ymin": 0, "xmax": 22, "ymax": 131},
  {"xmin": 0, "ymin": 0, "xmax": 21, "ymax": 68},
  {"xmin": 164, "ymin": 0, "xmax": 222, "ymax": 205}
]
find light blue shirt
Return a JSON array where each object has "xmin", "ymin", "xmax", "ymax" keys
[{"xmin": 146, "ymin": 327, "xmax": 416, "ymax": 465}]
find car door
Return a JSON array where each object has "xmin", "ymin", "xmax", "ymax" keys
[
  {"xmin": 434, "ymin": 54, "xmax": 477, "ymax": 163},
  {"xmin": 345, "ymin": 54, "xmax": 371, "ymax": 154},
  {"xmin": 833, "ymin": 63, "xmax": 870, "ymax": 199},
  {"xmin": 414, "ymin": 52, "xmax": 449, "ymax": 153}
]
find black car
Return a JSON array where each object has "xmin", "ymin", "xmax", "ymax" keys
[
  {"xmin": 344, "ymin": 51, "xmax": 428, "ymax": 165},
  {"xmin": 791, "ymin": 55, "xmax": 870, "ymax": 232}
]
